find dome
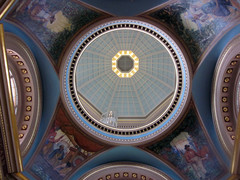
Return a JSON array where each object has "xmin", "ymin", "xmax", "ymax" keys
[{"xmin": 61, "ymin": 19, "xmax": 191, "ymax": 145}]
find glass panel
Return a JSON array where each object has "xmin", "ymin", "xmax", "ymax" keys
[{"xmin": 9, "ymin": 70, "xmax": 18, "ymax": 114}]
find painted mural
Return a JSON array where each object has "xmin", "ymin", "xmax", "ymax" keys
[
  {"xmin": 147, "ymin": 109, "xmax": 225, "ymax": 180},
  {"xmin": 27, "ymin": 107, "xmax": 105, "ymax": 180},
  {"xmin": 149, "ymin": 0, "xmax": 240, "ymax": 63},
  {"xmin": 9, "ymin": 0, "xmax": 103, "ymax": 63}
]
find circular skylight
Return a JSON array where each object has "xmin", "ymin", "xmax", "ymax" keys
[
  {"xmin": 117, "ymin": 55, "xmax": 134, "ymax": 72},
  {"xmin": 61, "ymin": 19, "xmax": 191, "ymax": 145},
  {"xmin": 76, "ymin": 29, "xmax": 175, "ymax": 118}
]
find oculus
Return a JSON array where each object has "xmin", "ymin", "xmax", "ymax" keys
[
  {"xmin": 112, "ymin": 50, "xmax": 139, "ymax": 78},
  {"xmin": 60, "ymin": 19, "xmax": 191, "ymax": 145}
]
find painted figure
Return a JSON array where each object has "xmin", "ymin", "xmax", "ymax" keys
[
  {"xmin": 42, "ymin": 127, "xmax": 64, "ymax": 156},
  {"xmin": 54, "ymin": 146, "xmax": 84, "ymax": 176},
  {"xmin": 16, "ymin": 0, "xmax": 70, "ymax": 33},
  {"xmin": 48, "ymin": 145, "xmax": 65, "ymax": 167},
  {"xmin": 201, "ymin": 0, "xmax": 234, "ymax": 17},
  {"xmin": 184, "ymin": 144, "xmax": 207, "ymax": 179}
]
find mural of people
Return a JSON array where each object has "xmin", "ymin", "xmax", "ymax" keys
[
  {"xmin": 42, "ymin": 126, "xmax": 64, "ymax": 156},
  {"xmin": 150, "ymin": 0, "xmax": 240, "ymax": 63},
  {"xmin": 27, "ymin": 1, "xmax": 70, "ymax": 33},
  {"xmin": 48, "ymin": 145, "xmax": 65, "ymax": 167},
  {"xmin": 148, "ymin": 110, "xmax": 225, "ymax": 180},
  {"xmin": 28, "ymin": 107, "xmax": 105, "ymax": 179},
  {"xmin": 10, "ymin": 0, "xmax": 101, "ymax": 62},
  {"xmin": 201, "ymin": 0, "xmax": 232, "ymax": 17},
  {"xmin": 54, "ymin": 146, "xmax": 84, "ymax": 176},
  {"xmin": 184, "ymin": 144, "xmax": 207, "ymax": 179}
]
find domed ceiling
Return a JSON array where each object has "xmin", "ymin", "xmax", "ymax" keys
[
  {"xmin": 76, "ymin": 28, "xmax": 175, "ymax": 118},
  {"xmin": 60, "ymin": 19, "xmax": 191, "ymax": 144},
  {"xmin": 1, "ymin": 0, "xmax": 240, "ymax": 180}
]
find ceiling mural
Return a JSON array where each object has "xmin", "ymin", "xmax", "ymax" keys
[
  {"xmin": 146, "ymin": 0, "xmax": 240, "ymax": 63},
  {"xmin": 147, "ymin": 107, "xmax": 227, "ymax": 180},
  {"xmin": 25, "ymin": 104, "xmax": 108, "ymax": 180},
  {"xmin": 7, "ymin": 0, "xmax": 108, "ymax": 63},
  {"xmin": 0, "ymin": 0, "xmax": 240, "ymax": 179}
]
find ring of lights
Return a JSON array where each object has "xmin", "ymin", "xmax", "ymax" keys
[
  {"xmin": 78, "ymin": 163, "xmax": 171, "ymax": 180},
  {"xmin": 112, "ymin": 50, "xmax": 139, "ymax": 78},
  {"xmin": 212, "ymin": 34, "xmax": 240, "ymax": 156},
  {"xmin": 60, "ymin": 18, "xmax": 191, "ymax": 145}
]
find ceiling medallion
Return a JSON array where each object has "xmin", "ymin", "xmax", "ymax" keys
[
  {"xmin": 60, "ymin": 19, "xmax": 191, "ymax": 145},
  {"xmin": 112, "ymin": 50, "xmax": 139, "ymax": 78}
]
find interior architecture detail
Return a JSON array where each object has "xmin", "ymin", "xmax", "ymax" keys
[
  {"xmin": 212, "ymin": 34, "xmax": 240, "ymax": 156},
  {"xmin": 112, "ymin": 50, "xmax": 139, "ymax": 78},
  {"xmin": 5, "ymin": 33, "xmax": 42, "ymax": 157},
  {"xmin": 0, "ymin": 0, "xmax": 240, "ymax": 180},
  {"xmin": 60, "ymin": 19, "xmax": 191, "ymax": 145},
  {"xmin": 79, "ymin": 163, "xmax": 171, "ymax": 180}
]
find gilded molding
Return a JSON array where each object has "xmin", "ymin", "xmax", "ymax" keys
[
  {"xmin": 0, "ymin": 0, "xmax": 15, "ymax": 20},
  {"xmin": 230, "ymin": 110, "xmax": 240, "ymax": 175},
  {"xmin": 79, "ymin": 162, "xmax": 171, "ymax": 180},
  {"xmin": 0, "ymin": 84, "xmax": 12, "ymax": 173},
  {"xmin": 5, "ymin": 33, "xmax": 42, "ymax": 157},
  {"xmin": 228, "ymin": 174, "xmax": 240, "ymax": 180},
  {"xmin": 0, "ymin": 24, "xmax": 23, "ymax": 172},
  {"xmin": 212, "ymin": 34, "xmax": 240, "ymax": 156},
  {"xmin": 12, "ymin": 172, "xmax": 29, "ymax": 180}
]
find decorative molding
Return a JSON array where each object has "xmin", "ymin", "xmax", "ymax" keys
[
  {"xmin": 0, "ymin": 23, "xmax": 22, "ymax": 172},
  {"xmin": 212, "ymin": 34, "xmax": 240, "ymax": 157},
  {"xmin": 79, "ymin": 162, "xmax": 171, "ymax": 180},
  {"xmin": 5, "ymin": 32, "xmax": 42, "ymax": 157},
  {"xmin": 0, "ymin": 0, "xmax": 15, "ymax": 20},
  {"xmin": 60, "ymin": 17, "xmax": 192, "ymax": 145}
]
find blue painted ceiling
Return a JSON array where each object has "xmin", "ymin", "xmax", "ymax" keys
[{"xmin": 2, "ymin": 0, "xmax": 240, "ymax": 179}]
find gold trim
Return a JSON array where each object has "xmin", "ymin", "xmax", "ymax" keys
[
  {"xmin": 0, "ymin": 0, "xmax": 15, "ymax": 20},
  {"xmin": 112, "ymin": 50, "xmax": 139, "ymax": 78},
  {"xmin": 13, "ymin": 173, "xmax": 29, "ymax": 180},
  {"xmin": 230, "ymin": 109, "xmax": 240, "ymax": 174},
  {"xmin": 0, "ymin": 24, "xmax": 23, "ymax": 171},
  {"xmin": 228, "ymin": 174, "xmax": 240, "ymax": 180},
  {"xmin": 0, "ymin": 150, "xmax": 4, "ymax": 179},
  {"xmin": 0, "ymin": 105, "xmax": 11, "ymax": 172}
]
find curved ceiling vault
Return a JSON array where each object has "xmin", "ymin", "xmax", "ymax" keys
[
  {"xmin": 60, "ymin": 18, "xmax": 191, "ymax": 145},
  {"xmin": 1, "ymin": 0, "xmax": 240, "ymax": 180}
]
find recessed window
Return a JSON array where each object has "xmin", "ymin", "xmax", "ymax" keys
[{"xmin": 9, "ymin": 70, "xmax": 18, "ymax": 114}]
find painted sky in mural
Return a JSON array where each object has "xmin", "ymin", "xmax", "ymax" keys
[
  {"xmin": 150, "ymin": 0, "xmax": 240, "ymax": 63},
  {"xmin": 9, "ymin": 0, "xmax": 102, "ymax": 63},
  {"xmin": 148, "ymin": 109, "xmax": 226, "ymax": 180}
]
